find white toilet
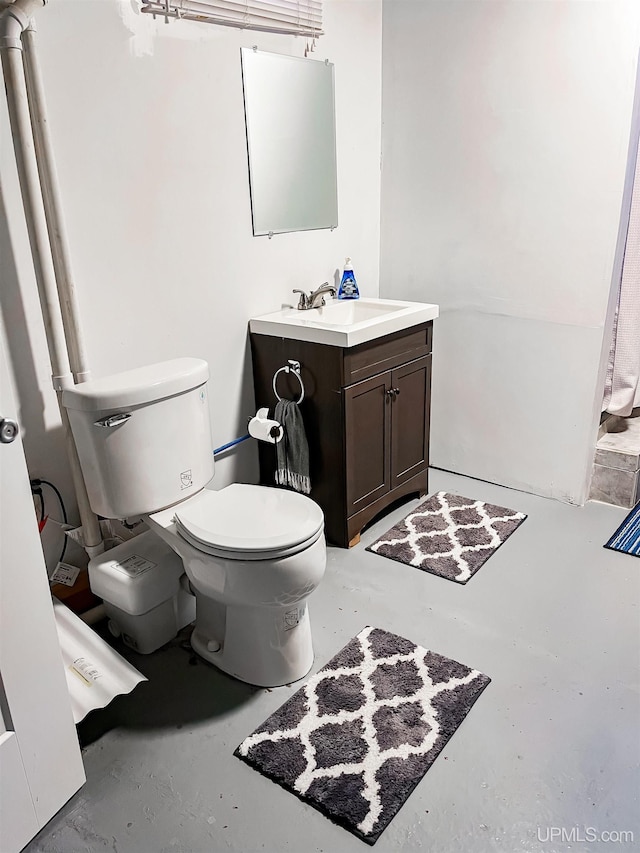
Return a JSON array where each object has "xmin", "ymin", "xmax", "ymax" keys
[{"xmin": 62, "ymin": 358, "xmax": 326, "ymax": 687}]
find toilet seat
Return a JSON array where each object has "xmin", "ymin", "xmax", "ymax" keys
[{"xmin": 172, "ymin": 483, "xmax": 324, "ymax": 561}]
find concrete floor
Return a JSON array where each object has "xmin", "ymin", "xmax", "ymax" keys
[{"xmin": 25, "ymin": 470, "xmax": 640, "ymax": 853}]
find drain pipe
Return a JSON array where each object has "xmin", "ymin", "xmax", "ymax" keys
[
  {"xmin": 21, "ymin": 20, "xmax": 91, "ymax": 382},
  {"xmin": 4, "ymin": 0, "xmax": 92, "ymax": 384},
  {"xmin": 1, "ymin": 0, "xmax": 68, "ymax": 381},
  {"xmin": 1, "ymin": 0, "xmax": 103, "ymax": 554}
]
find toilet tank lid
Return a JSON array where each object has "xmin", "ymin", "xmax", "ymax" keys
[{"xmin": 62, "ymin": 358, "xmax": 209, "ymax": 411}]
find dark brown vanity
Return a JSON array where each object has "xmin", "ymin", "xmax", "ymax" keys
[{"xmin": 250, "ymin": 321, "xmax": 433, "ymax": 548}]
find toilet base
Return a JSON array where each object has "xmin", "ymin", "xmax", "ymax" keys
[{"xmin": 189, "ymin": 594, "xmax": 315, "ymax": 687}]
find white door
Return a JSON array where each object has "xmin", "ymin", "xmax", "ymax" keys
[{"xmin": 0, "ymin": 340, "xmax": 85, "ymax": 853}]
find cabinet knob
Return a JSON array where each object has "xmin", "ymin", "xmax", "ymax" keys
[
  {"xmin": 385, "ymin": 389, "xmax": 394, "ymax": 399},
  {"xmin": 393, "ymin": 388, "xmax": 400, "ymax": 396}
]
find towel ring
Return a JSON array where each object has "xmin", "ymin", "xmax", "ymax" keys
[{"xmin": 273, "ymin": 360, "xmax": 305, "ymax": 404}]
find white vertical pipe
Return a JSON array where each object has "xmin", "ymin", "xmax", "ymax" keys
[
  {"xmin": 1, "ymin": 47, "xmax": 70, "ymax": 386},
  {"xmin": 1, "ymin": 2, "xmax": 104, "ymax": 554},
  {"xmin": 21, "ymin": 23, "xmax": 92, "ymax": 383}
]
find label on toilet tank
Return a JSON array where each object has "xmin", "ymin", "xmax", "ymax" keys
[{"xmin": 113, "ymin": 554, "xmax": 157, "ymax": 578}]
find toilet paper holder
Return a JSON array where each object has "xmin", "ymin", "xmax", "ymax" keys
[{"xmin": 248, "ymin": 408, "xmax": 284, "ymax": 444}]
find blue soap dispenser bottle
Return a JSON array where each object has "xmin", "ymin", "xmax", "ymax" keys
[{"xmin": 338, "ymin": 257, "xmax": 360, "ymax": 300}]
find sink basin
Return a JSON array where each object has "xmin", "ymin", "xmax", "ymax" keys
[
  {"xmin": 305, "ymin": 300, "xmax": 407, "ymax": 325},
  {"xmin": 249, "ymin": 297, "xmax": 439, "ymax": 347}
]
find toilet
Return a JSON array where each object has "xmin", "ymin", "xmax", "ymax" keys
[{"xmin": 62, "ymin": 358, "xmax": 326, "ymax": 687}]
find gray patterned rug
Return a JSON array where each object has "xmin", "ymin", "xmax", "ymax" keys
[
  {"xmin": 234, "ymin": 626, "xmax": 490, "ymax": 844},
  {"xmin": 367, "ymin": 491, "xmax": 527, "ymax": 584}
]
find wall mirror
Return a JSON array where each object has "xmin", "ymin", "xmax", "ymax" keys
[{"xmin": 241, "ymin": 48, "xmax": 338, "ymax": 237}]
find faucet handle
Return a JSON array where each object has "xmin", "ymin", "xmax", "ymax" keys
[{"xmin": 292, "ymin": 289, "xmax": 309, "ymax": 310}]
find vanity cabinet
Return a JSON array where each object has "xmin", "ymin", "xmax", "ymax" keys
[{"xmin": 250, "ymin": 322, "xmax": 433, "ymax": 548}]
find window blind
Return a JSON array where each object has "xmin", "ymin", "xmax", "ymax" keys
[{"xmin": 141, "ymin": 0, "xmax": 323, "ymax": 38}]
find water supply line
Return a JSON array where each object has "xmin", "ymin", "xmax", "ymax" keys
[
  {"xmin": 213, "ymin": 434, "xmax": 250, "ymax": 455},
  {"xmin": 1, "ymin": 0, "xmax": 104, "ymax": 555}
]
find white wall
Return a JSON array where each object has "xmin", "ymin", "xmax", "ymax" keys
[
  {"xmin": 0, "ymin": 0, "xmax": 382, "ymax": 524},
  {"xmin": 380, "ymin": 0, "xmax": 640, "ymax": 504}
]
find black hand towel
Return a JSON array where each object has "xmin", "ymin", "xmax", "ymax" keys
[{"xmin": 274, "ymin": 399, "xmax": 311, "ymax": 495}]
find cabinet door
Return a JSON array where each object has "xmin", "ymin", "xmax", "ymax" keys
[
  {"xmin": 344, "ymin": 371, "xmax": 392, "ymax": 515},
  {"xmin": 390, "ymin": 355, "xmax": 431, "ymax": 489}
]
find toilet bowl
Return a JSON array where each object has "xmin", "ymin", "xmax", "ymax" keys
[
  {"xmin": 147, "ymin": 483, "xmax": 326, "ymax": 686},
  {"xmin": 62, "ymin": 358, "xmax": 327, "ymax": 687}
]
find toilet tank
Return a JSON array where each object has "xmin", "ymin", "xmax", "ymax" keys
[{"xmin": 62, "ymin": 359, "xmax": 214, "ymax": 519}]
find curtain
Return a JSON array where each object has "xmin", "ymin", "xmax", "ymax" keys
[{"xmin": 603, "ymin": 136, "xmax": 640, "ymax": 417}]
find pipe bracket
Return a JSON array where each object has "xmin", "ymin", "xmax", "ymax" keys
[{"xmin": 52, "ymin": 372, "xmax": 74, "ymax": 391}]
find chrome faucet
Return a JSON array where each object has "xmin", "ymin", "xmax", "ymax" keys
[{"xmin": 293, "ymin": 282, "xmax": 337, "ymax": 310}]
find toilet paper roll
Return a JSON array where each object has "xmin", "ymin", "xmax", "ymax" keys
[{"xmin": 248, "ymin": 411, "xmax": 283, "ymax": 444}]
